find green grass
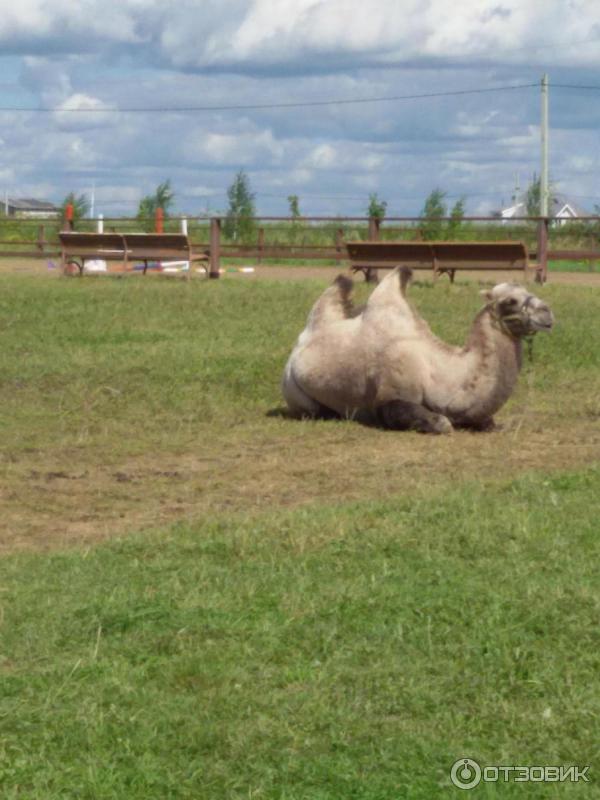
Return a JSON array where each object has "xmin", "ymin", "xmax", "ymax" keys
[
  {"xmin": 0, "ymin": 274, "xmax": 599, "ymax": 797},
  {"xmin": 548, "ymin": 260, "xmax": 598, "ymax": 273},
  {"xmin": 1, "ymin": 274, "xmax": 598, "ymax": 457},
  {"xmin": 1, "ymin": 469, "xmax": 599, "ymax": 798}
]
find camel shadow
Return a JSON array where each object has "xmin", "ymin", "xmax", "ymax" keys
[
  {"xmin": 266, "ymin": 406, "xmax": 383, "ymax": 428},
  {"xmin": 265, "ymin": 405, "xmax": 500, "ymax": 433}
]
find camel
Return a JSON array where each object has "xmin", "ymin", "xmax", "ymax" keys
[{"xmin": 282, "ymin": 268, "xmax": 554, "ymax": 433}]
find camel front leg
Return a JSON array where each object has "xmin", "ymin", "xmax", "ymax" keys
[{"xmin": 377, "ymin": 400, "xmax": 453, "ymax": 434}]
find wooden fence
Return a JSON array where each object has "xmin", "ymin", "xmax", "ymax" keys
[{"xmin": 1, "ymin": 213, "xmax": 600, "ymax": 282}]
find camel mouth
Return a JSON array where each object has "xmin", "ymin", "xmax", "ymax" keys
[{"xmin": 529, "ymin": 311, "xmax": 554, "ymax": 332}]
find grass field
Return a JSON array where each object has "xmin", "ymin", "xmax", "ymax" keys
[
  {"xmin": 1, "ymin": 273, "xmax": 599, "ymax": 797},
  {"xmin": 548, "ymin": 260, "xmax": 598, "ymax": 273}
]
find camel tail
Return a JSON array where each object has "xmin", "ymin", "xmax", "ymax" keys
[{"xmin": 306, "ymin": 274, "xmax": 355, "ymax": 331}]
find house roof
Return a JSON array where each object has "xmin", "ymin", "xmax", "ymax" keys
[
  {"xmin": 500, "ymin": 193, "xmax": 589, "ymax": 218},
  {"xmin": 7, "ymin": 197, "xmax": 58, "ymax": 211}
]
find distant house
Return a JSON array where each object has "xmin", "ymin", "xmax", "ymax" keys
[
  {"xmin": 500, "ymin": 194, "xmax": 588, "ymax": 225},
  {"xmin": 4, "ymin": 198, "xmax": 60, "ymax": 218}
]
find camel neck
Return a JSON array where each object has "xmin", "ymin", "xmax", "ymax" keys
[
  {"xmin": 448, "ymin": 308, "xmax": 522, "ymax": 423},
  {"xmin": 468, "ymin": 307, "xmax": 523, "ymax": 367}
]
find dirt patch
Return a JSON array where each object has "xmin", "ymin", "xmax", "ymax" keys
[
  {"xmin": 2, "ymin": 257, "xmax": 600, "ymax": 286},
  {"xmin": 2, "ymin": 413, "xmax": 599, "ymax": 553}
]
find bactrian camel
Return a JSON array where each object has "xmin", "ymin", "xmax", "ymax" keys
[{"xmin": 282, "ymin": 268, "xmax": 554, "ymax": 433}]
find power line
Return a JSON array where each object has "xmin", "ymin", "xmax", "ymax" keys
[
  {"xmin": 0, "ymin": 82, "xmax": 538, "ymax": 114},
  {"xmin": 552, "ymin": 83, "xmax": 600, "ymax": 91}
]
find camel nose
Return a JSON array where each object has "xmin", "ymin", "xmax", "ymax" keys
[{"xmin": 533, "ymin": 304, "xmax": 554, "ymax": 331}]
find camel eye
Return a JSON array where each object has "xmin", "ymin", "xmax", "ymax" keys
[{"xmin": 502, "ymin": 298, "xmax": 518, "ymax": 309}]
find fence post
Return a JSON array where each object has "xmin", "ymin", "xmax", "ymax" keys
[
  {"xmin": 335, "ymin": 227, "xmax": 343, "ymax": 265},
  {"xmin": 536, "ymin": 217, "xmax": 548, "ymax": 283},
  {"xmin": 209, "ymin": 217, "xmax": 221, "ymax": 279},
  {"xmin": 181, "ymin": 217, "xmax": 188, "ymax": 235},
  {"xmin": 368, "ymin": 216, "xmax": 380, "ymax": 240},
  {"xmin": 97, "ymin": 214, "xmax": 104, "ymax": 233},
  {"xmin": 258, "ymin": 227, "xmax": 264, "ymax": 265},
  {"xmin": 155, "ymin": 207, "xmax": 164, "ymax": 233},
  {"xmin": 37, "ymin": 224, "xmax": 46, "ymax": 254}
]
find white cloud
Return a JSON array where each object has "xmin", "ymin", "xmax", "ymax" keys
[
  {"xmin": 0, "ymin": 1, "xmax": 599, "ymax": 217},
  {"xmin": 305, "ymin": 143, "xmax": 337, "ymax": 169},
  {"xmin": 185, "ymin": 128, "xmax": 285, "ymax": 166},
  {"xmin": 52, "ymin": 93, "xmax": 115, "ymax": 130},
  {"xmin": 0, "ymin": 0, "xmax": 151, "ymax": 49},
  {"xmin": 1, "ymin": 1, "xmax": 599, "ymax": 71}
]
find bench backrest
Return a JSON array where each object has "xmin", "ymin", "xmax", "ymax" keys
[
  {"xmin": 346, "ymin": 240, "xmax": 528, "ymax": 268},
  {"xmin": 59, "ymin": 232, "xmax": 125, "ymax": 255},
  {"xmin": 122, "ymin": 233, "xmax": 191, "ymax": 259},
  {"xmin": 60, "ymin": 231, "xmax": 194, "ymax": 259}
]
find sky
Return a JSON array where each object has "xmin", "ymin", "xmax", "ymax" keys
[{"xmin": 1, "ymin": 0, "xmax": 600, "ymax": 218}]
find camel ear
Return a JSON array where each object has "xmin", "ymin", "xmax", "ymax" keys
[{"xmin": 479, "ymin": 289, "xmax": 494, "ymax": 302}]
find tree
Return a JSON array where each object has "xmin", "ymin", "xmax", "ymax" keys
[
  {"xmin": 137, "ymin": 180, "xmax": 175, "ymax": 228},
  {"xmin": 526, "ymin": 173, "xmax": 557, "ymax": 216},
  {"xmin": 223, "ymin": 170, "xmax": 256, "ymax": 242},
  {"xmin": 61, "ymin": 192, "xmax": 90, "ymax": 223},
  {"xmin": 287, "ymin": 194, "xmax": 301, "ymax": 219},
  {"xmin": 420, "ymin": 189, "xmax": 447, "ymax": 240},
  {"xmin": 447, "ymin": 197, "xmax": 465, "ymax": 238},
  {"xmin": 367, "ymin": 193, "xmax": 387, "ymax": 220},
  {"xmin": 526, "ymin": 174, "xmax": 541, "ymax": 217}
]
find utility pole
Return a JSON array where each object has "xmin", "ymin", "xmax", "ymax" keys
[
  {"xmin": 540, "ymin": 74, "xmax": 549, "ymax": 216},
  {"xmin": 537, "ymin": 74, "xmax": 550, "ymax": 283}
]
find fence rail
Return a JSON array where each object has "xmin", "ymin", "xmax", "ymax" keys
[{"xmin": 1, "ymin": 214, "xmax": 600, "ymax": 281}]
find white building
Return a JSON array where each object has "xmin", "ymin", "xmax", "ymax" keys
[
  {"xmin": 500, "ymin": 195, "xmax": 587, "ymax": 225},
  {"xmin": 4, "ymin": 198, "xmax": 60, "ymax": 218}
]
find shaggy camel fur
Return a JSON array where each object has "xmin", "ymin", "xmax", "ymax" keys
[{"xmin": 282, "ymin": 268, "xmax": 554, "ymax": 433}]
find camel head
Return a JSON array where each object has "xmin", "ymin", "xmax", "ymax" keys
[{"xmin": 481, "ymin": 283, "xmax": 554, "ymax": 339}]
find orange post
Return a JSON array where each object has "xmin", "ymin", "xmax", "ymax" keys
[
  {"xmin": 155, "ymin": 207, "xmax": 164, "ymax": 233},
  {"xmin": 64, "ymin": 202, "xmax": 74, "ymax": 231}
]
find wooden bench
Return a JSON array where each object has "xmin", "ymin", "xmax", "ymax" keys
[
  {"xmin": 345, "ymin": 240, "xmax": 530, "ymax": 282},
  {"xmin": 59, "ymin": 232, "xmax": 209, "ymax": 276}
]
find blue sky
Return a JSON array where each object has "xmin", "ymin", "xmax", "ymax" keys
[{"xmin": 1, "ymin": 0, "xmax": 599, "ymax": 217}]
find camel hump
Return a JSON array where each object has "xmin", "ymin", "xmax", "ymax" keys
[
  {"xmin": 399, "ymin": 267, "xmax": 413, "ymax": 297},
  {"xmin": 305, "ymin": 273, "xmax": 356, "ymax": 331},
  {"xmin": 364, "ymin": 266, "xmax": 414, "ymax": 316},
  {"xmin": 334, "ymin": 274, "xmax": 354, "ymax": 306}
]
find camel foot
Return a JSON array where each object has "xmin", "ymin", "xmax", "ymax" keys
[{"xmin": 377, "ymin": 400, "xmax": 453, "ymax": 434}]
